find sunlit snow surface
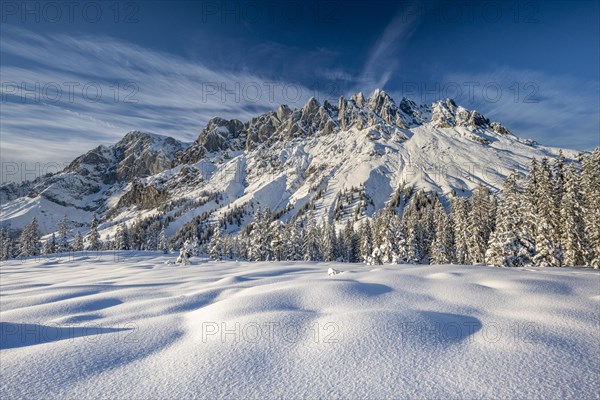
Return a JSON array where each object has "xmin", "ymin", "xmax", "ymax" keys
[{"xmin": 1, "ymin": 253, "xmax": 599, "ymax": 399}]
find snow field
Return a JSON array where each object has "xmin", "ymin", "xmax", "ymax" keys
[{"xmin": 1, "ymin": 253, "xmax": 599, "ymax": 399}]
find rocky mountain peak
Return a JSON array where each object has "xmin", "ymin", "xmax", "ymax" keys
[
  {"xmin": 302, "ymin": 97, "xmax": 320, "ymax": 114},
  {"xmin": 350, "ymin": 92, "xmax": 366, "ymax": 108},
  {"xmin": 431, "ymin": 98, "xmax": 492, "ymax": 130},
  {"xmin": 277, "ymin": 104, "xmax": 292, "ymax": 121},
  {"xmin": 65, "ymin": 131, "xmax": 184, "ymax": 184},
  {"xmin": 173, "ymin": 90, "xmax": 515, "ymax": 168}
]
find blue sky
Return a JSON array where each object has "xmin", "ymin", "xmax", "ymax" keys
[{"xmin": 1, "ymin": 0, "xmax": 599, "ymax": 176}]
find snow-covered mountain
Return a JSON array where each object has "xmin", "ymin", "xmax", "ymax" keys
[{"xmin": 0, "ymin": 89, "xmax": 582, "ymax": 239}]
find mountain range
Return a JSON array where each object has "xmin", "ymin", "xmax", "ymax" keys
[{"xmin": 0, "ymin": 89, "xmax": 582, "ymax": 240}]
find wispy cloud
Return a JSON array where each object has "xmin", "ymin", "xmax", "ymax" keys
[
  {"xmin": 442, "ymin": 67, "xmax": 600, "ymax": 150},
  {"xmin": 359, "ymin": 3, "xmax": 422, "ymax": 89},
  {"xmin": 0, "ymin": 26, "xmax": 320, "ymax": 170}
]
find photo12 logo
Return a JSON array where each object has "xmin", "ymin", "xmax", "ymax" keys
[
  {"xmin": 1, "ymin": 161, "xmax": 70, "ymax": 184},
  {"xmin": 1, "ymin": 1, "xmax": 140, "ymax": 23},
  {"xmin": 201, "ymin": 321, "xmax": 341, "ymax": 344},
  {"xmin": 400, "ymin": 81, "xmax": 540, "ymax": 105},
  {"xmin": 1, "ymin": 81, "xmax": 139, "ymax": 104},
  {"xmin": 0, "ymin": 322, "xmax": 139, "ymax": 348}
]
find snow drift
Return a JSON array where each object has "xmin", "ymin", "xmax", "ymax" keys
[{"xmin": 1, "ymin": 253, "xmax": 598, "ymax": 399}]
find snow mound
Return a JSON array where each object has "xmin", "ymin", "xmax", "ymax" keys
[{"xmin": 1, "ymin": 253, "xmax": 598, "ymax": 399}]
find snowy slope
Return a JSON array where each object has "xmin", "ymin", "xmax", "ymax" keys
[
  {"xmin": 0, "ymin": 90, "xmax": 583, "ymax": 239},
  {"xmin": 1, "ymin": 254, "xmax": 598, "ymax": 398}
]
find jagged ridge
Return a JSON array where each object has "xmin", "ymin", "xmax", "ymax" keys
[{"xmin": 0, "ymin": 89, "xmax": 574, "ymax": 239}]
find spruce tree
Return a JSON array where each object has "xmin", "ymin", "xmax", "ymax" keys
[
  {"xmin": 42, "ymin": 233, "xmax": 57, "ymax": 255},
  {"xmin": 559, "ymin": 164, "xmax": 586, "ymax": 266},
  {"xmin": 342, "ymin": 219, "xmax": 359, "ymax": 263},
  {"xmin": 57, "ymin": 214, "xmax": 70, "ymax": 253},
  {"xmin": 552, "ymin": 150, "xmax": 566, "ymax": 213},
  {"xmin": 284, "ymin": 220, "xmax": 303, "ymax": 261},
  {"xmin": 159, "ymin": 226, "xmax": 170, "ymax": 254},
  {"xmin": 115, "ymin": 224, "xmax": 130, "ymax": 250},
  {"xmin": 451, "ymin": 195, "xmax": 469, "ymax": 264},
  {"xmin": 402, "ymin": 197, "xmax": 422, "ymax": 264},
  {"xmin": 320, "ymin": 220, "xmax": 336, "ymax": 261},
  {"xmin": 485, "ymin": 172, "xmax": 533, "ymax": 267},
  {"xmin": 208, "ymin": 226, "xmax": 223, "ymax": 260},
  {"xmin": 248, "ymin": 208, "xmax": 272, "ymax": 261},
  {"xmin": 302, "ymin": 218, "xmax": 321, "ymax": 261},
  {"xmin": 406, "ymin": 227, "xmax": 420, "ymax": 264},
  {"xmin": 581, "ymin": 148, "xmax": 600, "ymax": 267},
  {"xmin": 0, "ymin": 228, "xmax": 13, "ymax": 260},
  {"xmin": 467, "ymin": 184, "xmax": 494, "ymax": 264},
  {"xmin": 532, "ymin": 159, "xmax": 561, "ymax": 266},
  {"xmin": 86, "ymin": 213, "xmax": 101, "ymax": 250},
  {"xmin": 430, "ymin": 199, "xmax": 451, "ymax": 264},
  {"xmin": 376, "ymin": 210, "xmax": 405, "ymax": 264},
  {"xmin": 270, "ymin": 220, "xmax": 285, "ymax": 261},
  {"xmin": 17, "ymin": 217, "xmax": 41, "ymax": 258},
  {"xmin": 359, "ymin": 219, "xmax": 373, "ymax": 263},
  {"xmin": 73, "ymin": 231, "xmax": 84, "ymax": 252}
]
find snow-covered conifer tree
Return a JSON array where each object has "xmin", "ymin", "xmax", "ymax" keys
[
  {"xmin": 320, "ymin": 220, "xmax": 336, "ymax": 261},
  {"xmin": 430, "ymin": 199, "xmax": 451, "ymax": 264},
  {"xmin": 368, "ymin": 246, "xmax": 384, "ymax": 265},
  {"xmin": 42, "ymin": 233, "xmax": 57, "ymax": 255},
  {"xmin": 115, "ymin": 224, "xmax": 130, "ymax": 250},
  {"xmin": 485, "ymin": 172, "xmax": 533, "ymax": 267},
  {"xmin": 374, "ymin": 209, "xmax": 404, "ymax": 264},
  {"xmin": 270, "ymin": 220, "xmax": 286, "ymax": 261},
  {"xmin": 284, "ymin": 220, "xmax": 303, "ymax": 261},
  {"xmin": 208, "ymin": 226, "xmax": 224, "ymax": 260},
  {"xmin": 73, "ymin": 231, "xmax": 84, "ymax": 252},
  {"xmin": 17, "ymin": 217, "xmax": 41, "ymax": 258},
  {"xmin": 57, "ymin": 214, "xmax": 70, "ymax": 253},
  {"xmin": 359, "ymin": 219, "xmax": 373, "ymax": 263},
  {"xmin": 86, "ymin": 213, "xmax": 101, "ymax": 250},
  {"xmin": 451, "ymin": 195, "xmax": 469, "ymax": 264},
  {"xmin": 247, "ymin": 208, "xmax": 272, "ymax": 261},
  {"xmin": 0, "ymin": 229, "xmax": 13, "ymax": 260},
  {"xmin": 176, "ymin": 239, "xmax": 192, "ymax": 265},
  {"xmin": 405, "ymin": 227, "xmax": 420, "ymax": 264},
  {"xmin": 560, "ymin": 164, "xmax": 586, "ymax": 266},
  {"xmin": 581, "ymin": 148, "xmax": 600, "ymax": 267},
  {"xmin": 552, "ymin": 150, "xmax": 566, "ymax": 211},
  {"xmin": 341, "ymin": 220, "xmax": 357, "ymax": 262},
  {"xmin": 159, "ymin": 226, "xmax": 170, "ymax": 254},
  {"xmin": 467, "ymin": 184, "xmax": 494, "ymax": 264},
  {"xmin": 531, "ymin": 159, "xmax": 561, "ymax": 267},
  {"xmin": 302, "ymin": 218, "xmax": 321, "ymax": 261}
]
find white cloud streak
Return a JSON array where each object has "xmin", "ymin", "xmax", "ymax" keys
[
  {"xmin": 0, "ymin": 26, "xmax": 320, "ymax": 170},
  {"xmin": 359, "ymin": 3, "xmax": 422, "ymax": 89},
  {"xmin": 442, "ymin": 67, "xmax": 600, "ymax": 150}
]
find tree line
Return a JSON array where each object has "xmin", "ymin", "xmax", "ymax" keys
[{"xmin": 2, "ymin": 148, "xmax": 598, "ymax": 268}]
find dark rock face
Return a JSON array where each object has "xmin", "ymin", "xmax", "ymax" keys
[
  {"xmin": 491, "ymin": 122, "xmax": 512, "ymax": 135},
  {"xmin": 0, "ymin": 131, "xmax": 186, "ymax": 214},
  {"xmin": 115, "ymin": 180, "xmax": 170, "ymax": 210},
  {"xmin": 67, "ymin": 131, "xmax": 185, "ymax": 184},
  {"xmin": 177, "ymin": 117, "xmax": 246, "ymax": 164},
  {"xmin": 430, "ymin": 98, "xmax": 508, "ymax": 133},
  {"xmin": 198, "ymin": 118, "xmax": 245, "ymax": 153},
  {"xmin": 113, "ymin": 132, "xmax": 185, "ymax": 182},
  {"xmin": 0, "ymin": 181, "xmax": 31, "ymax": 204}
]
